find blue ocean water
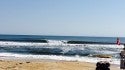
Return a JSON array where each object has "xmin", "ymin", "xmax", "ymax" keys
[
  {"xmin": 0, "ymin": 34, "xmax": 123, "ymax": 65},
  {"xmin": 0, "ymin": 34, "xmax": 125, "ymax": 43}
]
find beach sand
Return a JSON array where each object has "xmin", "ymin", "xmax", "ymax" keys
[{"xmin": 0, "ymin": 59, "xmax": 120, "ymax": 70}]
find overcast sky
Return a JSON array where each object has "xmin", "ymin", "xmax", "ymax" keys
[{"xmin": 0, "ymin": 0, "xmax": 125, "ymax": 37}]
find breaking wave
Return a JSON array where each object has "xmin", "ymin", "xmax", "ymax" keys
[{"xmin": 0, "ymin": 40, "xmax": 123, "ymax": 65}]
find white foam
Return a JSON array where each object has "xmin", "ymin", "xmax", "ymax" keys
[
  {"xmin": 0, "ymin": 40, "xmax": 122, "ymax": 65},
  {"xmin": 0, "ymin": 41, "xmax": 123, "ymax": 48},
  {"xmin": 0, "ymin": 52, "xmax": 120, "ymax": 65},
  {"xmin": 0, "ymin": 41, "xmax": 123, "ymax": 55}
]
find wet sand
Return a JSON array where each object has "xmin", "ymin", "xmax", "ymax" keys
[{"xmin": 0, "ymin": 59, "xmax": 120, "ymax": 70}]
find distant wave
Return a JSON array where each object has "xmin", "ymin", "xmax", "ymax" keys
[
  {"xmin": 67, "ymin": 41, "xmax": 122, "ymax": 45},
  {"xmin": 0, "ymin": 39, "xmax": 48, "ymax": 43},
  {"xmin": 0, "ymin": 38, "xmax": 123, "ymax": 45}
]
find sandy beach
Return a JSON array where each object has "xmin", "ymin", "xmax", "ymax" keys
[{"xmin": 0, "ymin": 59, "xmax": 120, "ymax": 70}]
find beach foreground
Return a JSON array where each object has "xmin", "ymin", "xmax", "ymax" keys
[{"xmin": 0, "ymin": 59, "xmax": 120, "ymax": 70}]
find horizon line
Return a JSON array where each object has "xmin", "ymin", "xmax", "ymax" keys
[{"xmin": 0, "ymin": 33, "xmax": 123, "ymax": 38}]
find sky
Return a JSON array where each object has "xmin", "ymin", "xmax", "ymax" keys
[{"xmin": 0, "ymin": 0, "xmax": 125, "ymax": 37}]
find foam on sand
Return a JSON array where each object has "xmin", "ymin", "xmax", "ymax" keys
[{"xmin": 0, "ymin": 52, "xmax": 120, "ymax": 65}]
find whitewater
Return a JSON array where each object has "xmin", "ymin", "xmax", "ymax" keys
[{"xmin": 0, "ymin": 40, "xmax": 123, "ymax": 65}]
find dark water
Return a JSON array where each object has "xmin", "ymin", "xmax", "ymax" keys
[{"xmin": 0, "ymin": 34, "xmax": 124, "ymax": 43}]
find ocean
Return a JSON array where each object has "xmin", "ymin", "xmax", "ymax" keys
[{"xmin": 0, "ymin": 34, "xmax": 124, "ymax": 65}]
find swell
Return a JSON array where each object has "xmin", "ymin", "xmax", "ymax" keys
[
  {"xmin": 0, "ymin": 39, "xmax": 48, "ymax": 43},
  {"xmin": 0, "ymin": 39, "xmax": 123, "ymax": 45},
  {"xmin": 67, "ymin": 41, "xmax": 124, "ymax": 45}
]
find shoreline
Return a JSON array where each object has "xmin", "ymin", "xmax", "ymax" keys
[{"xmin": 0, "ymin": 58, "xmax": 120, "ymax": 70}]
